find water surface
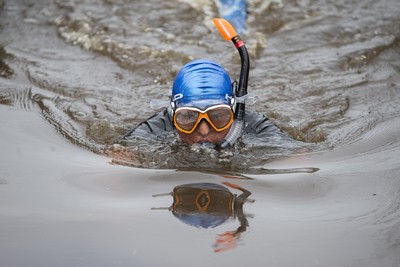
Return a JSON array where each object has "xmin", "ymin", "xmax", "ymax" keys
[{"xmin": 1, "ymin": 0, "xmax": 400, "ymax": 266}]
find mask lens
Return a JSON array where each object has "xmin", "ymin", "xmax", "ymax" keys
[
  {"xmin": 207, "ymin": 107, "xmax": 232, "ymax": 129},
  {"xmin": 175, "ymin": 109, "xmax": 200, "ymax": 131},
  {"xmin": 174, "ymin": 105, "xmax": 233, "ymax": 133}
]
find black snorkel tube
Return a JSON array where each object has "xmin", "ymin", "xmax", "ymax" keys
[{"xmin": 212, "ymin": 18, "xmax": 250, "ymax": 148}]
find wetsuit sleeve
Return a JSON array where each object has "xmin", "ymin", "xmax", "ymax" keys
[
  {"xmin": 122, "ymin": 108, "xmax": 174, "ymax": 140},
  {"xmin": 244, "ymin": 110, "xmax": 290, "ymax": 138}
]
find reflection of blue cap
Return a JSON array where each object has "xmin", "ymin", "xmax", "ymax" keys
[
  {"xmin": 173, "ymin": 212, "xmax": 230, "ymax": 229},
  {"xmin": 171, "ymin": 60, "xmax": 233, "ymax": 109}
]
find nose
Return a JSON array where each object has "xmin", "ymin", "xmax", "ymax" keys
[{"xmin": 197, "ymin": 119, "xmax": 211, "ymax": 136}]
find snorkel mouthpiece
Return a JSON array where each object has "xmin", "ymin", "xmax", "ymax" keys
[{"xmin": 213, "ymin": 18, "xmax": 250, "ymax": 148}]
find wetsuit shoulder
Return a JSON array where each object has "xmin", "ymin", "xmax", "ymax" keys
[
  {"xmin": 122, "ymin": 107, "xmax": 174, "ymax": 140},
  {"xmin": 244, "ymin": 110, "xmax": 289, "ymax": 137}
]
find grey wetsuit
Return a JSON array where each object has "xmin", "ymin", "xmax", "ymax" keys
[{"xmin": 122, "ymin": 107, "xmax": 290, "ymax": 141}]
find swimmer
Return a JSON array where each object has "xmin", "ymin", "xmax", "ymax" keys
[
  {"xmin": 122, "ymin": 59, "xmax": 289, "ymax": 148},
  {"xmin": 122, "ymin": 19, "xmax": 290, "ymax": 148}
]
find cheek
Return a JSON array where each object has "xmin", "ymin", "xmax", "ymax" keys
[
  {"xmin": 214, "ymin": 129, "xmax": 229, "ymax": 141},
  {"xmin": 176, "ymin": 130, "xmax": 195, "ymax": 144}
]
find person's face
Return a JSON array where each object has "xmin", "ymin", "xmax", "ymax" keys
[
  {"xmin": 173, "ymin": 104, "xmax": 233, "ymax": 145},
  {"xmin": 176, "ymin": 119, "xmax": 230, "ymax": 145}
]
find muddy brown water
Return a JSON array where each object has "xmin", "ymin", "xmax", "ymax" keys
[{"xmin": 1, "ymin": 0, "xmax": 400, "ymax": 266}]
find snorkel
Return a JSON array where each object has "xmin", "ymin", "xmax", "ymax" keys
[{"xmin": 213, "ymin": 18, "xmax": 250, "ymax": 148}]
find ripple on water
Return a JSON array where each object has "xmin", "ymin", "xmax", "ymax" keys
[{"xmin": 0, "ymin": 177, "xmax": 8, "ymax": 185}]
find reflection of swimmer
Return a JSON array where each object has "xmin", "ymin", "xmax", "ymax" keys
[
  {"xmin": 121, "ymin": 19, "xmax": 292, "ymax": 149},
  {"xmin": 152, "ymin": 182, "xmax": 254, "ymax": 253}
]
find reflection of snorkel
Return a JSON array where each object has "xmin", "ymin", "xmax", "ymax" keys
[{"xmin": 213, "ymin": 18, "xmax": 250, "ymax": 148}]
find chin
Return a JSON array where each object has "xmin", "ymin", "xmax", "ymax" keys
[
  {"xmin": 197, "ymin": 141, "xmax": 216, "ymax": 148},
  {"xmin": 198, "ymin": 137, "xmax": 221, "ymax": 145}
]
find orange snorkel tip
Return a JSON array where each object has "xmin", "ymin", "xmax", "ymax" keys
[{"xmin": 212, "ymin": 18, "xmax": 238, "ymax": 41}]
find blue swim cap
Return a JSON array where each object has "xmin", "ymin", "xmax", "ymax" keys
[{"xmin": 171, "ymin": 60, "xmax": 233, "ymax": 109}]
